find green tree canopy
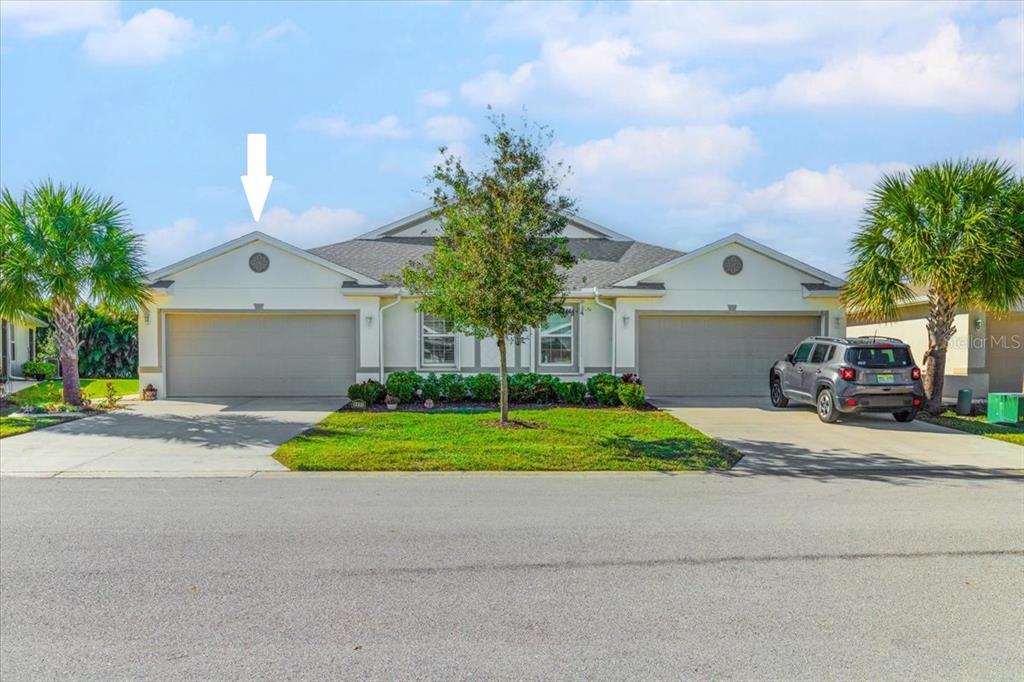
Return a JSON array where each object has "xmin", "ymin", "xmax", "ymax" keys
[
  {"xmin": 0, "ymin": 181, "xmax": 150, "ymax": 403},
  {"xmin": 843, "ymin": 159, "xmax": 1024, "ymax": 410},
  {"xmin": 402, "ymin": 115, "xmax": 576, "ymax": 422}
]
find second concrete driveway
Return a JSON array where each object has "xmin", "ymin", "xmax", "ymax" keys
[
  {"xmin": 652, "ymin": 398, "xmax": 1024, "ymax": 476},
  {"xmin": 0, "ymin": 398, "xmax": 343, "ymax": 477}
]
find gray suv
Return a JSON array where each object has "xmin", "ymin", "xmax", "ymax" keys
[{"xmin": 769, "ymin": 336, "xmax": 925, "ymax": 423}]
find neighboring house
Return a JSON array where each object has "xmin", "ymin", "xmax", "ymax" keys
[
  {"xmin": 0, "ymin": 315, "xmax": 47, "ymax": 378},
  {"xmin": 848, "ymin": 303, "xmax": 1024, "ymax": 399},
  {"xmin": 138, "ymin": 210, "xmax": 846, "ymax": 399}
]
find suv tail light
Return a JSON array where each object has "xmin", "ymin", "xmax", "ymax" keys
[
  {"xmin": 911, "ymin": 367, "xmax": 921, "ymax": 380},
  {"xmin": 839, "ymin": 367, "xmax": 856, "ymax": 381}
]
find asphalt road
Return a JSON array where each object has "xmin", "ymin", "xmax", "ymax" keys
[{"xmin": 2, "ymin": 473, "xmax": 1022, "ymax": 680}]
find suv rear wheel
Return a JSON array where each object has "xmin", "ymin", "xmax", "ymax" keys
[
  {"xmin": 770, "ymin": 376, "xmax": 789, "ymax": 408},
  {"xmin": 816, "ymin": 388, "xmax": 839, "ymax": 423},
  {"xmin": 893, "ymin": 409, "xmax": 917, "ymax": 423}
]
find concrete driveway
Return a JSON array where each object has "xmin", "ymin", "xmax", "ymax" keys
[
  {"xmin": 652, "ymin": 397, "xmax": 1024, "ymax": 476},
  {"xmin": 0, "ymin": 397, "xmax": 344, "ymax": 478}
]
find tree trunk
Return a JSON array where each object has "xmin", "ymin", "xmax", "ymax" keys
[
  {"xmin": 922, "ymin": 295, "xmax": 956, "ymax": 414},
  {"xmin": 497, "ymin": 335, "xmax": 509, "ymax": 423},
  {"xmin": 52, "ymin": 298, "xmax": 81, "ymax": 405}
]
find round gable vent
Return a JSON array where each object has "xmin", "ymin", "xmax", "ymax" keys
[
  {"xmin": 249, "ymin": 252, "xmax": 270, "ymax": 273},
  {"xmin": 723, "ymin": 255, "xmax": 743, "ymax": 275}
]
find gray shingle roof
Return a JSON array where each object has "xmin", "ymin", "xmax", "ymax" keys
[{"xmin": 308, "ymin": 237, "xmax": 683, "ymax": 288}]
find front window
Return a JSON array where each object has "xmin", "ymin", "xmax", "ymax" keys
[
  {"xmin": 540, "ymin": 311, "xmax": 573, "ymax": 365},
  {"xmin": 422, "ymin": 313, "xmax": 456, "ymax": 366},
  {"xmin": 793, "ymin": 342, "xmax": 813, "ymax": 363}
]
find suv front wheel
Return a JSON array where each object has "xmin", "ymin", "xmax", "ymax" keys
[
  {"xmin": 770, "ymin": 376, "xmax": 789, "ymax": 408},
  {"xmin": 816, "ymin": 388, "xmax": 839, "ymax": 423}
]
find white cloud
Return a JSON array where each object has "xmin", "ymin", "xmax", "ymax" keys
[
  {"xmin": 424, "ymin": 115, "xmax": 474, "ymax": 141},
  {"xmin": 552, "ymin": 125, "xmax": 757, "ymax": 204},
  {"xmin": 460, "ymin": 63, "xmax": 536, "ymax": 108},
  {"xmin": 299, "ymin": 114, "xmax": 412, "ymax": 139},
  {"xmin": 143, "ymin": 218, "xmax": 213, "ymax": 270},
  {"xmin": 973, "ymin": 137, "xmax": 1024, "ymax": 174},
  {"xmin": 460, "ymin": 39, "xmax": 736, "ymax": 120},
  {"xmin": 0, "ymin": 0, "xmax": 117, "ymax": 37},
  {"xmin": 741, "ymin": 160, "xmax": 909, "ymax": 214},
  {"xmin": 145, "ymin": 207, "xmax": 368, "ymax": 269},
  {"xmin": 763, "ymin": 21, "xmax": 1022, "ymax": 112},
  {"xmin": 253, "ymin": 19, "xmax": 304, "ymax": 45},
  {"xmin": 82, "ymin": 8, "xmax": 204, "ymax": 65},
  {"xmin": 225, "ymin": 207, "xmax": 367, "ymax": 247},
  {"xmin": 417, "ymin": 90, "xmax": 451, "ymax": 108}
]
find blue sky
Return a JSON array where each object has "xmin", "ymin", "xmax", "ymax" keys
[{"xmin": 1, "ymin": 1, "xmax": 1021, "ymax": 275}]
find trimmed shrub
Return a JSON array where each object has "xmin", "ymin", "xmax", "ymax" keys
[
  {"xmin": 556, "ymin": 381, "xmax": 587, "ymax": 404},
  {"xmin": 347, "ymin": 383, "xmax": 365, "ymax": 401},
  {"xmin": 22, "ymin": 359, "xmax": 57, "ymax": 380},
  {"xmin": 421, "ymin": 373, "xmax": 443, "ymax": 401},
  {"xmin": 347, "ymin": 380, "xmax": 385, "ymax": 404},
  {"xmin": 384, "ymin": 371, "xmax": 422, "ymax": 403},
  {"xmin": 466, "ymin": 373, "xmax": 500, "ymax": 402},
  {"xmin": 507, "ymin": 373, "xmax": 536, "ymax": 402},
  {"xmin": 439, "ymin": 373, "xmax": 467, "ymax": 401},
  {"xmin": 617, "ymin": 382, "xmax": 646, "ymax": 409},
  {"xmin": 535, "ymin": 374, "xmax": 561, "ymax": 403},
  {"xmin": 587, "ymin": 373, "xmax": 622, "ymax": 406},
  {"xmin": 363, "ymin": 380, "xmax": 385, "ymax": 405}
]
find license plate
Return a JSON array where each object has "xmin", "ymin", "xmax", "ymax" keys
[{"xmin": 876, "ymin": 373, "xmax": 895, "ymax": 384}]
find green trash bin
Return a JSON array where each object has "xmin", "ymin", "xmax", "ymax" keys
[{"xmin": 987, "ymin": 393, "xmax": 1024, "ymax": 425}]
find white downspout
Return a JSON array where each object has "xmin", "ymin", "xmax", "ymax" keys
[
  {"xmin": 592, "ymin": 288, "xmax": 616, "ymax": 375},
  {"xmin": 378, "ymin": 295, "xmax": 402, "ymax": 382}
]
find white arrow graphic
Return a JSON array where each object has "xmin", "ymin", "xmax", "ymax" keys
[{"xmin": 240, "ymin": 133, "xmax": 273, "ymax": 222}]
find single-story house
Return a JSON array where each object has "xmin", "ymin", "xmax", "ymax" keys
[
  {"xmin": 138, "ymin": 210, "xmax": 847, "ymax": 399},
  {"xmin": 847, "ymin": 303, "xmax": 1024, "ymax": 399},
  {"xmin": 1, "ymin": 315, "xmax": 47, "ymax": 378}
]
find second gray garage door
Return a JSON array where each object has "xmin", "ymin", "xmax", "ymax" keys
[
  {"xmin": 638, "ymin": 315, "xmax": 821, "ymax": 397},
  {"xmin": 166, "ymin": 313, "xmax": 356, "ymax": 397}
]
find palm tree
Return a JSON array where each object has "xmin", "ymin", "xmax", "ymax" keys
[
  {"xmin": 0, "ymin": 181, "xmax": 150, "ymax": 405},
  {"xmin": 843, "ymin": 159, "xmax": 1024, "ymax": 412}
]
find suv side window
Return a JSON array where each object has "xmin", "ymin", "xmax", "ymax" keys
[
  {"xmin": 793, "ymin": 342, "xmax": 813, "ymax": 363},
  {"xmin": 809, "ymin": 344, "xmax": 830, "ymax": 364}
]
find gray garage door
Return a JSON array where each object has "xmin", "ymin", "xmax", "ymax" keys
[
  {"xmin": 166, "ymin": 314, "xmax": 355, "ymax": 397},
  {"xmin": 639, "ymin": 315, "xmax": 821, "ymax": 397}
]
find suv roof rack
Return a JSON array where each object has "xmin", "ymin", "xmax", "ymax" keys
[
  {"xmin": 847, "ymin": 335, "xmax": 905, "ymax": 345},
  {"xmin": 810, "ymin": 336, "xmax": 847, "ymax": 344}
]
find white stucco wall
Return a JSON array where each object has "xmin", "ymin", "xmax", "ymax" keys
[
  {"xmin": 138, "ymin": 239, "xmax": 382, "ymax": 396},
  {"xmin": 615, "ymin": 243, "xmax": 844, "ymax": 370}
]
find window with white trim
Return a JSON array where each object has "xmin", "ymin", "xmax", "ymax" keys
[
  {"xmin": 422, "ymin": 313, "xmax": 456, "ymax": 366},
  {"xmin": 539, "ymin": 311, "xmax": 573, "ymax": 366}
]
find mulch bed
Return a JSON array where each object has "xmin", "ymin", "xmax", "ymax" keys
[{"xmin": 343, "ymin": 400, "xmax": 656, "ymax": 413}]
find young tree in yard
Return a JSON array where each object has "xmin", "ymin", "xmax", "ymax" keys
[
  {"xmin": 402, "ymin": 115, "xmax": 576, "ymax": 423},
  {"xmin": 0, "ymin": 181, "xmax": 150, "ymax": 405},
  {"xmin": 843, "ymin": 160, "xmax": 1024, "ymax": 413}
]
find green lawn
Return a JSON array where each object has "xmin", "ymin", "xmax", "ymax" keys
[
  {"xmin": 274, "ymin": 408, "xmax": 740, "ymax": 471},
  {"xmin": 923, "ymin": 411, "xmax": 1023, "ymax": 446},
  {"xmin": 0, "ymin": 415, "xmax": 65, "ymax": 439},
  {"xmin": 9, "ymin": 378, "xmax": 138, "ymax": 406}
]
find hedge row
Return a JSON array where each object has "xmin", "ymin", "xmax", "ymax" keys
[{"xmin": 347, "ymin": 372, "xmax": 645, "ymax": 408}]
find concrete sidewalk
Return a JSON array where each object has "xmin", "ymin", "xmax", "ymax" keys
[
  {"xmin": 0, "ymin": 397, "xmax": 344, "ymax": 477},
  {"xmin": 652, "ymin": 397, "xmax": 1024, "ymax": 476}
]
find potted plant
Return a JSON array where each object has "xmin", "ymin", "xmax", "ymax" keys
[
  {"xmin": 423, "ymin": 398, "xmax": 434, "ymax": 409},
  {"xmin": 142, "ymin": 384, "xmax": 158, "ymax": 401},
  {"xmin": 385, "ymin": 394, "xmax": 399, "ymax": 411}
]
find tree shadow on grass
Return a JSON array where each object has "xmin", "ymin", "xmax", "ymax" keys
[{"xmin": 599, "ymin": 435, "xmax": 741, "ymax": 469}]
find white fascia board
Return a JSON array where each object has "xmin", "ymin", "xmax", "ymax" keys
[
  {"xmin": 353, "ymin": 208, "xmax": 434, "ymax": 240},
  {"xmin": 146, "ymin": 231, "xmax": 382, "ymax": 285},
  {"xmin": 614, "ymin": 233, "xmax": 846, "ymax": 287},
  {"xmin": 354, "ymin": 208, "xmax": 631, "ymax": 241}
]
